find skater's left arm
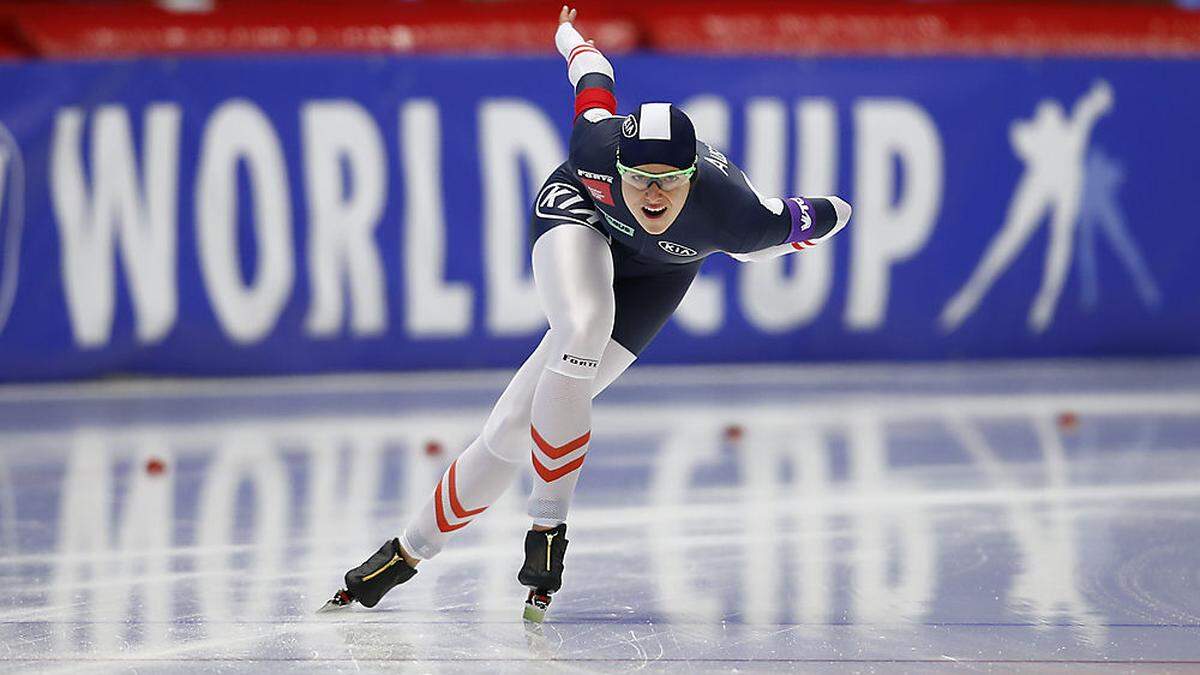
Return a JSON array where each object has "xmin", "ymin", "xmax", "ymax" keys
[
  {"xmin": 1073, "ymin": 79, "xmax": 1113, "ymax": 126},
  {"xmin": 556, "ymin": 6, "xmax": 617, "ymax": 121},
  {"xmin": 727, "ymin": 171, "xmax": 852, "ymax": 262}
]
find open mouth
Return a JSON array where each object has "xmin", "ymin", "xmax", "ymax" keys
[{"xmin": 641, "ymin": 205, "xmax": 668, "ymax": 219}]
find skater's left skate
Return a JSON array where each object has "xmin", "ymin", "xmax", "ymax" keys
[
  {"xmin": 517, "ymin": 524, "xmax": 568, "ymax": 622},
  {"xmin": 317, "ymin": 537, "xmax": 417, "ymax": 613}
]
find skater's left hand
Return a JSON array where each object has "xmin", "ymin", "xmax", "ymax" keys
[{"xmin": 1090, "ymin": 79, "xmax": 1114, "ymax": 108}]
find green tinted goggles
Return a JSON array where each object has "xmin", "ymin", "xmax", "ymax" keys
[{"xmin": 615, "ymin": 161, "xmax": 697, "ymax": 192}]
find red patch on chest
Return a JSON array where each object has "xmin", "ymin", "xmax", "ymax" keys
[{"xmin": 580, "ymin": 177, "xmax": 614, "ymax": 206}]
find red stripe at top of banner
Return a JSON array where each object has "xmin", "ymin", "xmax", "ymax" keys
[
  {"xmin": 4, "ymin": 1, "xmax": 1200, "ymax": 59},
  {"xmin": 644, "ymin": 2, "xmax": 1200, "ymax": 57}
]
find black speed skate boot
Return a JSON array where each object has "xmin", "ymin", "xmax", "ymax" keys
[
  {"xmin": 317, "ymin": 538, "xmax": 417, "ymax": 613},
  {"xmin": 517, "ymin": 524, "xmax": 568, "ymax": 623}
]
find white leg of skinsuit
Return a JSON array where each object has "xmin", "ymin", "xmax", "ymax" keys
[
  {"xmin": 400, "ymin": 224, "xmax": 630, "ymax": 559},
  {"xmin": 527, "ymin": 224, "xmax": 615, "ymax": 528}
]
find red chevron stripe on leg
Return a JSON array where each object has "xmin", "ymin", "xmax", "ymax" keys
[
  {"xmin": 531, "ymin": 450, "xmax": 587, "ymax": 483},
  {"xmin": 531, "ymin": 425, "xmax": 590, "ymax": 460},
  {"xmin": 433, "ymin": 478, "xmax": 471, "ymax": 533},
  {"xmin": 447, "ymin": 459, "xmax": 488, "ymax": 520}
]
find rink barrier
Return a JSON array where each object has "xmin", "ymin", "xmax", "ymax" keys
[{"xmin": 0, "ymin": 55, "xmax": 1198, "ymax": 380}]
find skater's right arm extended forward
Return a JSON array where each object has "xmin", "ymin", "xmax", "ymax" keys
[{"xmin": 556, "ymin": 6, "xmax": 617, "ymax": 122}]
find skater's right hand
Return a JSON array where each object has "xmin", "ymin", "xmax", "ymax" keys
[{"xmin": 559, "ymin": 5, "xmax": 577, "ymax": 25}]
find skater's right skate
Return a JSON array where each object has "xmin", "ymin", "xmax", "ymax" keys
[
  {"xmin": 517, "ymin": 524, "xmax": 568, "ymax": 622},
  {"xmin": 317, "ymin": 537, "xmax": 417, "ymax": 613}
]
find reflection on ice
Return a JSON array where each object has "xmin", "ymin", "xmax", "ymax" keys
[
  {"xmin": 950, "ymin": 415, "xmax": 1106, "ymax": 645},
  {"xmin": 2, "ymin": 364, "xmax": 1200, "ymax": 667}
]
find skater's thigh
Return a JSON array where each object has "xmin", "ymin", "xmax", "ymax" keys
[
  {"xmin": 532, "ymin": 224, "xmax": 615, "ymax": 342},
  {"xmin": 611, "ymin": 262, "xmax": 701, "ymax": 356}
]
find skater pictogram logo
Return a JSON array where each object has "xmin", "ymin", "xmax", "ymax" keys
[
  {"xmin": 1073, "ymin": 148, "xmax": 1160, "ymax": 311},
  {"xmin": 0, "ymin": 120, "xmax": 24, "ymax": 336},
  {"xmin": 939, "ymin": 80, "xmax": 1158, "ymax": 334}
]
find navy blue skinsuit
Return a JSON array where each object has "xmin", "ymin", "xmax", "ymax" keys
[{"xmin": 530, "ymin": 113, "xmax": 839, "ymax": 355}]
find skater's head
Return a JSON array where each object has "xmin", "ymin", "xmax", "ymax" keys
[{"xmin": 617, "ymin": 103, "xmax": 697, "ymax": 235}]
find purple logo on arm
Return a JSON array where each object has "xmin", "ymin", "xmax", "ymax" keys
[{"xmin": 785, "ymin": 197, "xmax": 813, "ymax": 244}]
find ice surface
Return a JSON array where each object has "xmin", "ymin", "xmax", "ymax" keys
[{"xmin": 1, "ymin": 360, "xmax": 1199, "ymax": 672}]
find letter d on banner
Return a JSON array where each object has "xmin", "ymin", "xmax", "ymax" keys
[{"xmin": 479, "ymin": 99, "xmax": 562, "ymax": 336}]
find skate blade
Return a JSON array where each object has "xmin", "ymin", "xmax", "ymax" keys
[
  {"xmin": 522, "ymin": 602, "xmax": 547, "ymax": 623},
  {"xmin": 316, "ymin": 589, "xmax": 356, "ymax": 614},
  {"xmin": 523, "ymin": 589, "xmax": 551, "ymax": 623},
  {"xmin": 316, "ymin": 600, "xmax": 350, "ymax": 614}
]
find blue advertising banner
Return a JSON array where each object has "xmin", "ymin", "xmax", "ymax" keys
[{"xmin": 0, "ymin": 56, "xmax": 1197, "ymax": 380}]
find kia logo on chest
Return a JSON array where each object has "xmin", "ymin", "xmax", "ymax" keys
[{"xmin": 657, "ymin": 240, "xmax": 697, "ymax": 257}]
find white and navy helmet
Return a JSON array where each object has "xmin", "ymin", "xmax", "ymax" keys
[{"xmin": 617, "ymin": 102, "xmax": 697, "ymax": 171}]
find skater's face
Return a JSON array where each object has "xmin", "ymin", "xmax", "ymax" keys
[{"xmin": 620, "ymin": 163, "xmax": 692, "ymax": 235}]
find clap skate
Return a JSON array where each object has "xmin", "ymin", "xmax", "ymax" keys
[
  {"xmin": 317, "ymin": 537, "xmax": 417, "ymax": 613},
  {"xmin": 316, "ymin": 588, "xmax": 356, "ymax": 613},
  {"xmin": 517, "ymin": 524, "xmax": 568, "ymax": 622}
]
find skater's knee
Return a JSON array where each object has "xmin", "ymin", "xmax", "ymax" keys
[
  {"xmin": 555, "ymin": 303, "xmax": 614, "ymax": 347},
  {"xmin": 547, "ymin": 309, "xmax": 613, "ymax": 375}
]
